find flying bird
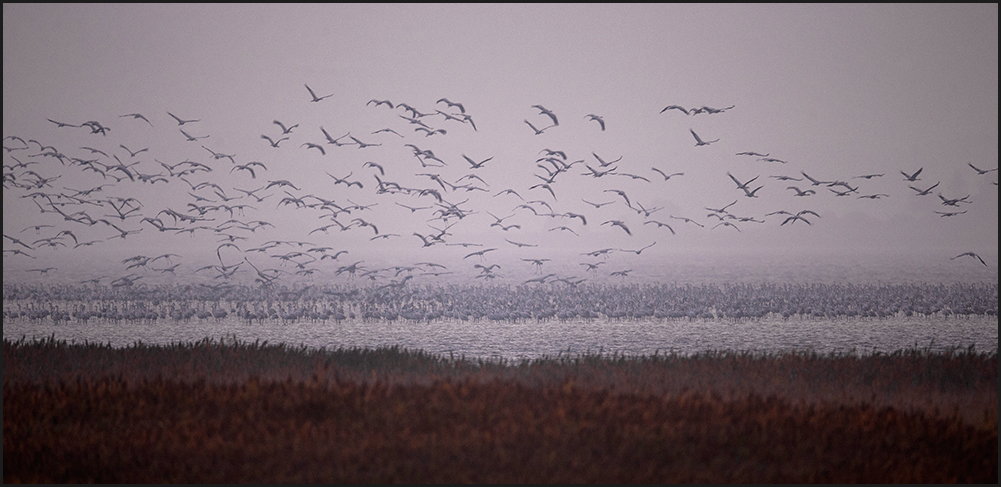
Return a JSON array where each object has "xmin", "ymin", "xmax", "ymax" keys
[
  {"xmin": 305, "ymin": 84, "xmax": 334, "ymax": 102},
  {"xmin": 462, "ymin": 154, "xmax": 493, "ymax": 169},
  {"xmin": 660, "ymin": 105, "xmax": 690, "ymax": 115},
  {"xmin": 602, "ymin": 220, "xmax": 632, "ymax": 236},
  {"xmin": 900, "ymin": 168, "xmax": 923, "ymax": 181},
  {"xmin": 968, "ymin": 163, "xmax": 998, "ymax": 175},
  {"xmin": 584, "ymin": 114, "xmax": 605, "ymax": 131},
  {"xmin": 436, "ymin": 98, "xmax": 465, "ymax": 113},
  {"xmin": 524, "ymin": 119, "xmax": 549, "ymax": 135},
  {"xmin": 367, "ymin": 99, "xmax": 394, "ymax": 109},
  {"xmin": 120, "ymin": 113, "xmax": 154, "ymax": 127},
  {"xmin": 261, "ymin": 134, "xmax": 289, "ymax": 148},
  {"xmin": 301, "ymin": 142, "xmax": 326, "ymax": 155},
  {"xmin": 909, "ymin": 182, "xmax": 940, "ymax": 196},
  {"xmin": 179, "ymin": 129, "xmax": 209, "ymax": 141},
  {"xmin": 951, "ymin": 252, "xmax": 987, "ymax": 267},
  {"xmin": 651, "ymin": 168, "xmax": 684, "ymax": 181},
  {"xmin": 273, "ymin": 120, "xmax": 299, "ymax": 134},
  {"xmin": 167, "ymin": 112, "xmax": 200, "ymax": 125},
  {"xmin": 532, "ymin": 105, "xmax": 558, "ymax": 126},
  {"xmin": 689, "ymin": 128, "xmax": 719, "ymax": 146}
]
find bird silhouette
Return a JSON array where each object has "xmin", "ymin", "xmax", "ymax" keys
[
  {"xmin": 305, "ymin": 84, "xmax": 334, "ymax": 102},
  {"xmin": 167, "ymin": 112, "xmax": 200, "ymax": 125},
  {"xmin": 273, "ymin": 120, "xmax": 299, "ymax": 134},
  {"xmin": 900, "ymin": 168, "xmax": 923, "ymax": 181},
  {"xmin": 584, "ymin": 114, "xmax": 605, "ymax": 130},
  {"xmin": 951, "ymin": 252, "xmax": 987, "ymax": 267},
  {"xmin": 689, "ymin": 128, "xmax": 719, "ymax": 146}
]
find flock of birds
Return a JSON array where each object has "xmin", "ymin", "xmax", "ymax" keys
[
  {"xmin": 3, "ymin": 280, "xmax": 997, "ymax": 325},
  {"xmin": 3, "ymin": 84, "xmax": 997, "ymax": 292}
]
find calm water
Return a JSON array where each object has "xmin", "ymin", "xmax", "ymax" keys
[
  {"xmin": 3, "ymin": 312, "xmax": 997, "ymax": 360},
  {"xmin": 4, "ymin": 253, "xmax": 997, "ymax": 359}
]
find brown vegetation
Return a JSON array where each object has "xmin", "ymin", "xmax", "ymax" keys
[{"xmin": 4, "ymin": 337, "xmax": 997, "ymax": 482}]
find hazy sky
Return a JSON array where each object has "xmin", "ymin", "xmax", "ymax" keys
[{"xmin": 3, "ymin": 4, "xmax": 998, "ymax": 285}]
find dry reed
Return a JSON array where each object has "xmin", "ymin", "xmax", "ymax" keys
[{"xmin": 4, "ymin": 337, "xmax": 997, "ymax": 482}]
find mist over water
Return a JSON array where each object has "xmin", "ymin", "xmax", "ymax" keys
[
  {"xmin": 3, "ymin": 5, "xmax": 997, "ymax": 359},
  {"xmin": 5, "ymin": 254, "xmax": 997, "ymax": 360}
]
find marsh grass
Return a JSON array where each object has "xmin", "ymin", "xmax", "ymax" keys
[{"xmin": 4, "ymin": 337, "xmax": 997, "ymax": 482}]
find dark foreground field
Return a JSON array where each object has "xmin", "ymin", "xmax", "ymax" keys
[{"xmin": 4, "ymin": 337, "xmax": 997, "ymax": 483}]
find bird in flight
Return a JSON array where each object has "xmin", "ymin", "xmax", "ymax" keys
[
  {"xmin": 167, "ymin": 112, "xmax": 200, "ymax": 125},
  {"xmin": 524, "ymin": 119, "xmax": 549, "ymax": 135},
  {"xmin": 968, "ymin": 163, "xmax": 998, "ymax": 175},
  {"xmin": 787, "ymin": 186, "xmax": 816, "ymax": 197},
  {"xmin": 727, "ymin": 172, "xmax": 760, "ymax": 191},
  {"xmin": 230, "ymin": 161, "xmax": 267, "ymax": 179},
  {"xmin": 273, "ymin": 120, "xmax": 299, "ymax": 135},
  {"xmin": 367, "ymin": 99, "xmax": 394, "ymax": 109},
  {"xmin": 179, "ymin": 129, "xmax": 209, "ymax": 141},
  {"xmin": 900, "ymin": 168, "xmax": 923, "ymax": 181},
  {"xmin": 689, "ymin": 128, "xmax": 719, "ymax": 146},
  {"xmin": 261, "ymin": 134, "xmax": 289, "ymax": 148},
  {"xmin": 305, "ymin": 84, "xmax": 334, "ymax": 102},
  {"xmin": 951, "ymin": 252, "xmax": 987, "ymax": 267},
  {"xmin": 602, "ymin": 220, "xmax": 632, "ymax": 236},
  {"xmin": 47, "ymin": 119, "xmax": 78, "ymax": 128},
  {"xmin": 436, "ymin": 98, "xmax": 465, "ymax": 113},
  {"xmin": 301, "ymin": 142, "xmax": 326, "ymax": 155},
  {"xmin": 909, "ymin": 182, "xmax": 939, "ymax": 196},
  {"xmin": 120, "ymin": 113, "xmax": 154, "ymax": 127},
  {"xmin": 462, "ymin": 154, "xmax": 493, "ymax": 169},
  {"xmin": 464, "ymin": 248, "xmax": 498, "ymax": 260},
  {"xmin": 651, "ymin": 168, "xmax": 684, "ymax": 181},
  {"xmin": 532, "ymin": 105, "xmax": 559, "ymax": 126},
  {"xmin": 584, "ymin": 114, "xmax": 605, "ymax": 131}
]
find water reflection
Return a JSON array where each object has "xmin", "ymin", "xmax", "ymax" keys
[{"xmin": 4, "ymin": 313, "xmax": 996, "ymax": 360}]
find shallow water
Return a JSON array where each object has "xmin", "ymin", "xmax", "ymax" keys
[
  {"xmin": 5, "ymin": 254, "xmax": 997, "ymax": 359},
  {"xmin": 4, "ymin": 312, "xmax": 996, "ymax": 360}
]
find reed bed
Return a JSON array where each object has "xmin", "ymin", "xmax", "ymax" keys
[{"xmin": 5, "ymin": 337, "xmax": 997, "ymax": 482}]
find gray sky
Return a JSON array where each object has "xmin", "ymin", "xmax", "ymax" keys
[{"xmin": 3, "ymin": 4, "xmax": 998, "ymax": 284}]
